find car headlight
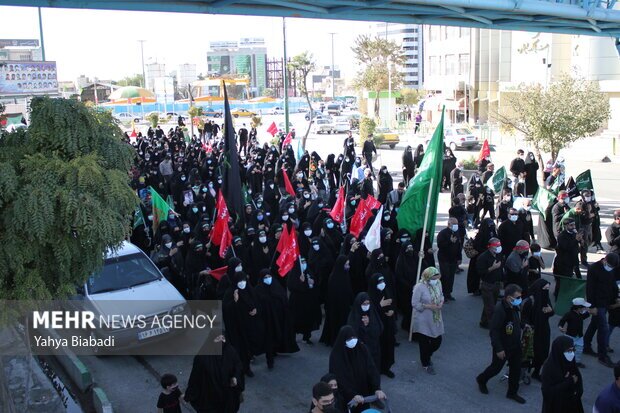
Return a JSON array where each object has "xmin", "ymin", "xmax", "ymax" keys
[{"xmin": 171, "ymin": 304, "xmax": 186, "ymax": 315}]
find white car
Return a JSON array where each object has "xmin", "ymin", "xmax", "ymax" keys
[
  {"xmin": 424, "ymin": 125, "xmax": 478, "ymax": 151},
  {"xmin": 311, "ymin": 118, "xmax": 334, "ymax": 134},
  {"xmin": 114, "ymin": 112, "xmax": 141, "ymax": 123},
  {"xmin": 269, "ymin": 107, "xmax": 285, "ymax": 115},
  {"xmin": 68, "ymin": 241, "xmax": 189, "ymax": 352},
  {"xmin": 333, "ymin": 117, "xmax": 351, "ymax": 133}
]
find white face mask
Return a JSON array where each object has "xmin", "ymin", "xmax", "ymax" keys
[
  {"xmin": 304, "ymin": 229, "xmax": 312, "ymax": 236},
  {"xmin": 429, "ymin": 279, "xmax": 439, "ymax": 286},
  {"xmin": 235, "ymin": 265, "xmax": 243, "ymax": 272},
  {"xmin": 263, "ymin": 276, "xmax": 272, "ymax": 285},
  {"xmin": 604, "ymin": 264, "xmax": 615, "ymax": 272},
  {"xmin": 451, "ymin": 224, "xmax": 458, "ymax": 232},
  {"xmin": 509, "ymin": 215, "xmax": 518, "ymax": 222},
  {"xmin": 301, "ymin": 263, "xmax": 307, "ymax": 271},
  {"xmin": 288, "ymin": 207, "xmax": 295, "ymax": 214},
  {"xmin": 361, "ymin": 304, "xmax": 370, "ymax": 312},
  {"xmin": 533, "ymin": 251, "xmax": 542, "ymax": 257},
  {"xmin": 312, "ymin": 244, "xmax": 320, "ymax": 251},
  {"xmin": 281, "ymin": 215, "xmax": 289, "ymax": 221},
  {"xmin": 377, "ymin": 282, "xmax": 386, "ymax": 291},
  {"xmin": 259, "ymin": 236, "xmax": 267, "ymax": 243},
  {"xmin": 164, "ymin": 242, "xmax": 173, "ymax": 249},
  {"xmin": 563, "ymin": 351, "xmax": 575, "ymax": 362},
  {"xmin": 183, "ymin": 227, "xmax": 191, "ymax": 233},
  {"xmin": 494, "ymin": 246, "xmax": 503, "ymax": 254},
  {"xmin": 504, "ymin": 196, "xmax": 511, "ymax": 202},
  {"xmin": 584, "ymin": 197, "xmax": 591, "ymax": 202},
  {"xmin": 237, "ymin": 280, "xmax": 247, "ymax": 290},
  {"xmin": 345, "ymin": 338, "xmax": 358, "ymax": 349}
]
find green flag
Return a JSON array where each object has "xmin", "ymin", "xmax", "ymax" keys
[
  {"xmin": 575, "ymin": 169, "xmax": 593, "ymax": 192},
  {"xmin": 166, "ymin": 195, "xmax": 175, "ymax": 211},
  {"xmin": 486, "ymin": 166, "xmax": 507, "ymax": 193},
  {"xmin": 396, "ymin": 109, "xmax": 443, "ymax": 243},
  {"xmin": 532, "ymin": 187, "xmax": 556, "ymax": 220},
  {"xmin": 133, "ymin": 204, "xmax": 145, "ymax": 229},
  {"xmin": 554, "ymin": 275, "xmax": 586, "ymax": 316},
  {"xmin": 149, "ymin": 187, "xmax": 172, "ymax": 232}
]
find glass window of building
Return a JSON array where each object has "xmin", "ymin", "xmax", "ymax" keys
[
  {"xmin": 459, "ymin": 54, "xmax": 470, "ymax": 75},
  {"xmin": 445, "ymin": 54, "xmax": 457, "ymax": 75}
]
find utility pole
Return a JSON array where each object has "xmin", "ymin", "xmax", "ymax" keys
[
  {"xmin": 283, "ymin": 18, "xmax": 289, "ymax": 134},
  {"xmin": 329, "ymin": 33, "xmax": 336, "ymax": 100},
  {"xmin": 38, "ymin": 7, "xmax": 46, "ymax": 61},
  {"xmin": 138, "ymin": 40, "xmax": 147, "ymax": 89}
]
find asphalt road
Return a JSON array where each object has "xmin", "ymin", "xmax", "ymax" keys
[{"xmin": 90, "ymin": 115, "xmax": 620, "ymax": 413}]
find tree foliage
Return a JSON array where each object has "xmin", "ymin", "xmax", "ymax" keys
[
  {"xmin": 288, "ymin": 51, "xmax": 316, "ymax": 150},
  {"xmin": 352, "ymin": 35, "xmax": 405, "ymax": 118},
  {"xmin": 147, "ymin": 112, "xmax": 160, "ymax": 128},
  {"xmin": 399, "ymin": 88, "xmax": 425, "ymax": 106},
  {"xmin": 0, "ymin": 97, "xmax": 137, "ymax": 300},
  {"xmin": 262, "ymin": 88, "xmax": 275, "ymax": 98},
  {"xmin": 115, "ymin": 74, "xmax": 144, "ymax": 87},
  {"xmin": 496, "ymin": 75, "xmax": 610, "ymax": 162}
]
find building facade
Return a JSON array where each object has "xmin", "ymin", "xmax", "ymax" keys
[
  {"xmin": 145, "ymin": 63, "xmax": 165, "ymax": 92},
  {"xmin": 177, "ymin": 63, "xmax": 197, "ymax": 88},
  {"xmin": 375, "ymin": 23, "xmax": 423, "ymax": 89},
  {"xmin": 207, "ymin": 38, "xmax": 267, "ymax": 96}
]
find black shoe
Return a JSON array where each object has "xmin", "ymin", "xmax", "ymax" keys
[
  {"xmin": 304, "ymin": 338, "xmax": 314, "ymax": 345},
  {"xmin": 456, "ymin": 268, "xmax": 464, "ymax": 274},
  {"xmin": 267, "ymin": 361, "xmax": 274, "ymax": 370},
  {"xmin": 507, "ymin": 394, "xmax": 526, "ymax": 404},
  {"xmin": 608, "ymin": 347, "xmax": 615, "ymax": 353},
  {"xmin": 447, "ymin": 296, "xmax": 456, "ymax": 301},
  {"xmin": 382, "ymin": 370, "xmax": 395, "ymax": 378},
  {"xmin": 583, "ymin": 347, "xmax": 597, "ymax": 357},
  {"xmin": 599, "ymin": 357, "xmax": 616, "ymax": 368},
  {"xmin": 576, "ymin": 362, "xmax": 586, "ymax": 368},
  {"xmin": 245, "ymin": 368, "xmax": 255, "ymax": 377},
  {"xmin": 476, "ymin": 376, "xmax": 488, "ymax": 394},
  {"xmin": 394, "ymin": 341, "xmax": 401, "ymax": 347},
  {"xmin": 581, "ymin": 261, "xmax": 590, "ymax": 268},
  {"xmin": 473, "ymin": 291, "xmax": 482, "ymax": 296},
  {"xmin": 479, "ymin": 321, "xmax": 489, "ymax": 329},
  {"xmin": 531, "ymin": 372, "xmax": 541, "ymax": 382}
]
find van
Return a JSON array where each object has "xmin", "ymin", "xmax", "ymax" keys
[{"xmin": 327, "ymin": 103, "xmax": 341, "ymax": 116}]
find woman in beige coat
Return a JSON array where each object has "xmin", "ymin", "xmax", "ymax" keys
[{"xmin": 411, "ymin": 267, "xmax": 445, "ymax": 375}]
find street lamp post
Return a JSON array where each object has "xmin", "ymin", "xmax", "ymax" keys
[
  {"xmin": 138, "ymin": 40, "xmax": 147, "ymax": 89},
  {"xmin": 283, "ymin": 18, "xmax": 289, "ymax": 134},
  {"xmin": 388, "ymin": 60, "xmax": 392, "ymax": 129},
  {"xmin": 329, "ymin": 33, "xmax": 336, "ymax": 100},
  {"xmin": 38, "ymin": 7, "xmax": 46, "ymax": 61}
]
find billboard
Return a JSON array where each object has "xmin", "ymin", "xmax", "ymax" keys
[
  {"xmin": 0, "ymin": 39, "xmax": 39, "ymax": 48},
  {"xmin": 0, "ymin": 61, "xmax": 57, "ymax": 96},
  {"xmin": 207, "ymin": 55, "xmax": 231, "ymax": 75}
]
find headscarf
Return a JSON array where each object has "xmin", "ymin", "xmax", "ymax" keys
[
  {"xmin": 421, "ymin": 266, "xmax": 442, "ymax": 323},
  {"xmin": 541, "ymin": 336, "xmax": 582, "ymax": 397}
]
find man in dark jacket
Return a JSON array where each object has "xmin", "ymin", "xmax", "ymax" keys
[
  {"xmin": 437, "ymin": 218, "xmax": 462, "ymax": 301},
  {"xmin": 498, "ymin": 208, "xmax": 525, "ymax": 259},
  {"xmin": 476, "ymin": 283, "xmax": 526, "ymax": 404},
  {"xmin": 509, "ymin": 149, "xmax": 525, "ymax": 180},
  {"xmin": 551, "ymin": 191, "xmax": 570, "ymax": 237},
  {"xmin": 450, "ymin": 161, "xmax": 464, "ymax": 201},
  {"xmin": 476, "ymin": 238, "xmax": 505, "ymax": 328},
  {"xmin": 584, "ymin": 253, "xmax": 619, "ymax": 368},
  {"xmin": 553, "ymin": 218, "xmax": 582, "ymax": 299},
  {"xmin": 362, "ymin": 134, "xmax": 377, "ymax": 175},
  {"xmin": 605, "ymin": 210, "xmax": 620, "ymax": 253}
]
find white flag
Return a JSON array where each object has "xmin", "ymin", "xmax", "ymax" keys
[{"xmin": 363, "ymin": 206, "xmax": 383, "ymax": 252}]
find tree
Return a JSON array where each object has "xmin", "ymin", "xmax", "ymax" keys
[
  {"xmin": 352, "ymin": 35, "xmax": 405, "ymax": 118},
  {"xmin": 147, "ymin": 112, "xmax": 160, "ymax": 128},
  {"xmin": 288, "ymin": 51, "xmax": 316, "ymax": 150},
  {"xmin": 399, "ymin": 88, "xmax": 425, "ymax": 106},
  {"xmin": 116, "ymin": 74, "xmax": 144, "ymax": 87},
  {"xmin": 0, "ymin": 97, "xmax": 136, "ymax": 300},
  {"xmin": 495, "ymin": 75, "xmax": 610, "ymax": 177},
  {"xmin": 262, "ymin": 88, "xmax": 275, "ymax": 98}
]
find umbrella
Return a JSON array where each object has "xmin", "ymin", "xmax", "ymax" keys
[{"xmin": 109, "ymin": 86, "xmax": 155, "ymax": 101}]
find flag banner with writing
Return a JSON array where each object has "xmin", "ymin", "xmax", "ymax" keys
[
  {"xmin": 531, "ymin": 187, "xmax": 557, "ymax": 220},
  {"xmin": 575, "ymin": 170, "xmax": 594, "ymax": 192},
  {"xmin": 487, "ymin": 166, "xmax": 507, "ymax": 194}
]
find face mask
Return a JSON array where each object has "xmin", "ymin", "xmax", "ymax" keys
[
  {"xmin": 235, "ymin": 265, "xmax": 243, "ymax": 272},
  {"xmin": 257, "ymin": 214, "xmax": 265, "ymax": 221},
  {"xmin": 304, "ymin": 229, "xmax": 312, "ymax": 236},
  {"xmin": 183, "ymin": 227, "xmax": 190, "ymax": 233},
  {"xmin": 377, "ymin": 282, "xmax": 386, "ymax": 291},
  {"xmin": 269, "ymin": 184, "xmax": 275, "ymax": 189},
  {"xmin": 218, "ymin": 179, "xmax": 222, "ymax": 184},
  {"xmin": 237, "ymin": 280, "xmax": 247, "ymax": 290},
  {"xmin": 429, "ymin": 279, "xmax": 439, "ymax": 286},
  {"xmin": 202, "ymin": 207, "xmax": 207, "ymax": 212},
  {"xmin": 361, "ymin": 304, "xmax": 370, "ymax": 312},
  {"xmin": 494, "ymin": 246, "xmax": 503, "ymax": 254},
  {"xmin": 164, "ymin": 242, "xmax": 173, "ymax": 249},
  {"xmin": 297, "ymin": 173, "xmax": 303, "ymax": 179},
  {"xmin": 511, "ymin": 297, "xmax": 522, "ymax": 307},
  {"xmin": 570, "ymin": 229, "xmax": 578, "ymax": 234},
  {"xmin": 351, "ymin": 200, "xmax": 357, "ymax": 206},
  {"xmin": 288, "ymin": 207, "xmax": 295, "ymax": 214},
  {"xmin": 509, "ymin": 215, "xmax": 518, "ymax": 222},
  {"xmin": 451, "ymin": 224, "xmax": 458, "ymax": 232},
  {"xmin": 301, "ymin": 263, "xmax": 307, "ymax": 271},
  {"xmin": 312, "ymin": 244, "xmax": 320, "ymax": 251},
  {"xmin": 384, "ymin": 215, "xmax": 390, "ymax": 221},
  {"xmin": 259, "ymin": 236, "xmax": 267, "ymax": 243},
  {"xmin": 192, "ymin": 207, "xmax": 198, "ymax": 213},
  {"xmin": 263, "ymin": 276, "xmax": 272, "ymax": 286},
  {"xmin": 303, "ymin": 194, "xmax": 310, "ymax": 199},
  {"xmin": 604, "ymin": 264, "xmax": 615, "ymax": 272},
  {"xmin": 327, "ymin": 223, "xmax": 334, "ymax": 229},
  {"xmin": 584, "ymin": 197, "xmax": 591, "ymax": 202},
  {"xmin": 344, "ymin": 263, "xmax": 350, "ymax": 271},
  {"xmin": 345, "ymin": 338, "xmax": 358, "ymax": 349},
  {"xmin": 281, "ymin": 215, "xmax": 289, "ymax": 221},
  {"xmin": 148, "ymin": 215, "xmax": 153, "ymax": 221},
  {"xmin": 504, "ymin": 196, "xmax": 511, "ymax": 202},
  {"xmin": 202, "ymin": 187, "xmax": 208, "ymax": 193},
  {"xmin": 533, "ymin": 251, "xmax": 541, "ymax": 257},
  {"xmin": 181, "ymin": 176, "xmax": 186, "ymax": 181},
  {"xmin": 318, "ymin": 203, "xmax": 324, "ymax": 208},
  {"xmin": 563, "ymin": 351, "xmax": 575, "ymax": 362},
  {"xmin": 558, "ymin": 198, "xmax": 565, "ymax": 204}
]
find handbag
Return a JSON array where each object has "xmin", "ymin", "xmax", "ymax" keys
[{"xmin": 463, "ymin": 236, "xmax": 478, "ymax": 259}]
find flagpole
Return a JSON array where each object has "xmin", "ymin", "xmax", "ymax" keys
[{"xmin": 409, "ymin": 177, "xmax": 434, "ymax": 342}]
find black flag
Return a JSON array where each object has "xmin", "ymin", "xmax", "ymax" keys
[{"xmin": 221, "ymin": 81, "xmax": 243, "ymax": 220}]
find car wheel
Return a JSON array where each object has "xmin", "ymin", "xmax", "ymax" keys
[
  {"xmin": 389, "ymin": 144, "xmax": 396, "ymax": 149},
  {"xmin": 234, "ymin": 114, "xmax": 239, "ymax": 118},
  {"xmin": 327, "ymin": 130, "xmax": 332, "ymax": 134},
  {"xmin": 449, "ymin": 142, "xmax": 457, "ymax": 151}
]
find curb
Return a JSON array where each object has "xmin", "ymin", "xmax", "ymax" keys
[{"xmin": 93, "ymin": 386, "xmax": 114, "ymax": 413}]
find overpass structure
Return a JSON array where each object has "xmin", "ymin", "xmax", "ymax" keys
[{"xmin": 3, "ymin": 0, "xmax": 620, "ymax": 37}]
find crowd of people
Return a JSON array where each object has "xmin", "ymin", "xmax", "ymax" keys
[{"xmin": 127, "ymin": 122, "xmax": 620, "ymax": 413}]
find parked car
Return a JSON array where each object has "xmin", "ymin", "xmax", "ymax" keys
[
  {"xmin": 311, "ymin": 118, "xmax": 334, "ymax": 134},
  {"xmin": 203, "ymin": 108, "xmax": 223, "ymax": 118},
  {"xmin": 374, "ymin": 127, "xmax": 400, "ymax": 149},
  {"xmin": 68, "ymin": 241, "xmax": 189, "ymax": 352},
  {"xmin": 304, "ymin": 110, "xmax": 322, "ymax": 121},
  {"xmin": 269, "ymin": 107, "xmax": 285, "ymax": 115},
  {"xmin": 278, "ymin": 121, "xmax": 295, "ymax": 131},
  {"xmin": 442, "ymin": 125, "xmax": 479, "ymax": 150},
  {"xmin": 333, "ymin": 117, "xmax": 351, "ymax": 133},
  {"xmin": 326, "ymin": 103, "xmax": 342, "ymax": 116},
  {"xmin": 231, "ymin": 108, "xmax": 257, "ymax": 118},
  {"xmin": 113, "ymin": 112, "xmax": 141, "ymax": 123}
]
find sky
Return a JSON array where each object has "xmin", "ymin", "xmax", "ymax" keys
[{"xmin": 0, "ymin": 6, "xmax": 374, "ymax": 83}]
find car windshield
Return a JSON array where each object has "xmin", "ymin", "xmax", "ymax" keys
[
  {"xmin": 456, "ymin": 128, "xmax": 472, "ymax": 135},
  {"xmin": 87, "ymin": 253, "xmax": 162, "ymax": 294}
]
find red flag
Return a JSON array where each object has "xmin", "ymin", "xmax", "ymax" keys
[
  {"xmin": 349, "ymin": 198, "xmax": 373, "ymax": 238},
  {"xmin": 208, "ymin": 266, "xmax": 228, "ymax": 281},
  {"xmin": 477, "ymin": 139, "xmax": 491, "ymax": 163},
  {"xmin": 276, "ymin": 226, "xmax": 300, "ymax": 277},
  {"xmin": 282, "ymin": 132, "xmax": 293, "ymax": 147},
  {"xmin": 130, "ymin": 129, "xmax": 137, "ymax": 138},
  {"xmin": 276, "ymin": 223, "xmax": 290, "ymax": 253},
  {"xmin": 329, "ymin": 186, "xmax": 346, "ymax": 223},
  {"xmin": 202, "ymin": 141, "xmax": 213, "ymax": 153},
  {"xmin": 365, "ymin": 195, "xmax": 382, "ymax": 210},
  {"xmin": 281, "ymin": 168, "xmax": 295, "ymax": 197},
  {"xmin": 266, "ymin": 121, "xmax": 278, "ymax": 136},
  {"xmin": 210, "ymin": 191, "xmax": 232, "ymax": 258}
]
